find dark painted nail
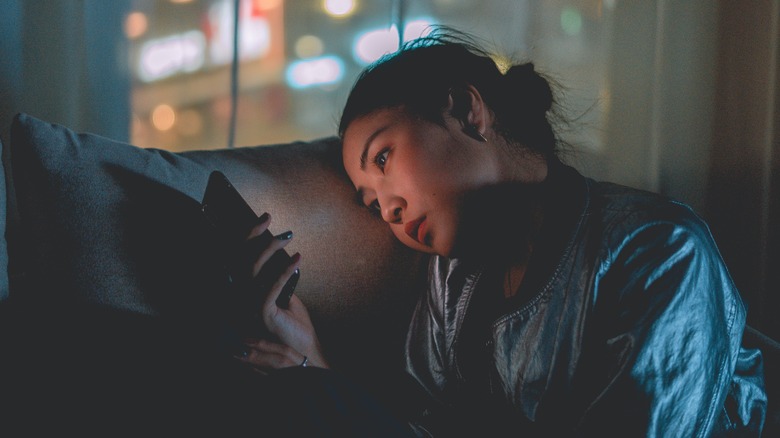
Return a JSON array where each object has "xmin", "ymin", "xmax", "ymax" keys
[
  {"xmin": 275, "ymin": 230, "xmax": 293, "ymax": 240},
  {"xmin": 258, "ymin": 213, "xmax": 270, "ymax": 223},
  {"xmin": 234, "ymin": 347, "xmax": 249, "ymax": 359}
]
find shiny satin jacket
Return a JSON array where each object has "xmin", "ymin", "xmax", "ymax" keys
[{"xmin": 404, "ymin": 162, "xmax": 766, "ymax": 437}]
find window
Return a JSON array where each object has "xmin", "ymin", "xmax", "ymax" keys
[{"xmin": 126, "ymin": 0, "xmax": 612, "ymax": 156}]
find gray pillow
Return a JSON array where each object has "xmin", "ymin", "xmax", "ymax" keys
[{"xmin": 6, "ymin": 113, "xmax": 426, "ymax": 373}]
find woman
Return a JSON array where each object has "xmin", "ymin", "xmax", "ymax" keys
[{"xmin": 237, "ymin": 30, "xmax": 767, "ymax": 436}]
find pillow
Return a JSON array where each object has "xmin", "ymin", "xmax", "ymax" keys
[{"xmin": 6, "ymin": 113, "xmax": 426, "ymax": 374}]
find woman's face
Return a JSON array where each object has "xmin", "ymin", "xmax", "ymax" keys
[{"xmin": 342, "ymin": 107, "xmax": 503, "ymax": 257}]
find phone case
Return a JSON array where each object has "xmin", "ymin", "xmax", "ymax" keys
[{"xmin": 201, "ymin": 171, "xmax": 298, "ymax": 310}]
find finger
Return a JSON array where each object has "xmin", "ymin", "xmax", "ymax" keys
[
  {"xmin": 262, "ymin": 252, "xmax": 302, "ymax": 316},
  {"xmin": 236, "ymin": 350, "xmax": 289, "ymax": 370},
  {"xmin": 284, "ymin": 293, "xmax": 308, "ymax": 315},
  {"xmin": 250, "ymin": 232, "xmax": 294, "ymax": 278},
  {"xmin": 246, "ymin": 212, "xmax": 271, "ymax": 239},
  {"xmin": 234, "ymin": 214, "xmax": 272, "ymax": 277},
  {"xmin": 274, "ymin": 267, "xmax": 300, "ymax": 309},
  {"xmin": 244, "ymin": 338, "xmax": 286, "ymax": 354},
  {"xmin": 236, "ymin": 339, "xmax": 305, "ymax": 369}
]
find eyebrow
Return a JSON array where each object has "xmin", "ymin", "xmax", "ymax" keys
[{"xmin": 359, "ymin": 124, "xmax": 391, "ymax": 171}]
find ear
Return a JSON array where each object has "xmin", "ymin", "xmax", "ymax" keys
[
  {"xmin": 465, "ymin": 85, "xmax": 488, "ymax": 132},
  {"xmin": 448, "ymin": 85, "xmax": 488, "ymax": 131},
  {"xmin": 448, "ymin": 85, "xmax": 489, "ymax": 141}
]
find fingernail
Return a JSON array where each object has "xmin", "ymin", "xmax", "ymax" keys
[
  {"xmin": 258, "ymin": 213, "xmax": 270, "ymax": 224},
  {"xmin": 275, "ymin": 230, "xmax": 293, "ymax": 240}
]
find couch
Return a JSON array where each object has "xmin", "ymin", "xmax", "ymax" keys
[{"xmin": 0, "ymin": 113, "xmax": 428, "ymax": 433}]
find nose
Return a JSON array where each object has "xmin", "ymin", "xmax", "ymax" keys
[{"xmin": 379, "ymin": 194, "xmax": 405, "ymax": 224}]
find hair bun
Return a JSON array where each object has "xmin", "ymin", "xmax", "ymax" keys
[{"xmin": 503, "ymin": 63, "xmax": 553, "ymax": 115}]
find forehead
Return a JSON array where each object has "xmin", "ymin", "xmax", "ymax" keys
[{"xmin": 342, "ymin": 108, "xmax": 406, "ymax": 166}]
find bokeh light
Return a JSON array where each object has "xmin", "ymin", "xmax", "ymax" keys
[
  {"xmin": 561, "ymin": 7, "xmax": 583, "ymax": 36},
  {"xmin": 124, "ymin": 12, "xmax": 148, "ymax": 40},
  {"xmin": 353, "ymin": 19, "xmax": 435, "ymax": 65},
  {"xmin": 295, "ymin": 35, "xmax": 325, "ymax": 59},
  {"xmin": 323, "ymin": 0, "xmax": 355, "ymax": 17},
  {"xmin": 151, "ymin": 104, "xmax": 176, "ymax": 131}
]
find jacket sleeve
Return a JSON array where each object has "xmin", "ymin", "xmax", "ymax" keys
[{"xmin": 575, "ymin": 209, "xmax": 765, "ymax": 437}]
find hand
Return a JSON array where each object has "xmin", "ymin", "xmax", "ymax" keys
[{"xmin": 235, "ymin": 214, "xmax": 329, "ymax": 372}]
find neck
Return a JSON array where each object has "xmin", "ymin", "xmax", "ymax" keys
[
  {"xmin": 454, "ymin": 178, "xmax": 547, "ymax": 263},
  {"xmin": 504, "ymin": 262, "xmax": 529, "ymax": 299},
  {"xmin": 495, "ymin": 138, "xmax": 549, "ymax": 184},
  {"xmin": 502, "ymin": 200, "xmax": 543, "ymax": 298}
]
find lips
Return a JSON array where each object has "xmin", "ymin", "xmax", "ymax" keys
[{"xmin": 404, "ymin": 216, "xmax": 427, "ymax": 244}]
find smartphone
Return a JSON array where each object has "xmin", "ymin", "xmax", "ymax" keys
[{"xmin": 201, "ymin": 170, "xmax": 299, "ymax": 310}]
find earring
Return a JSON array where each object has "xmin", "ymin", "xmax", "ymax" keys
[{"xmin": 463, "ymin": 124, "xmax": 487, "ymax": 143}]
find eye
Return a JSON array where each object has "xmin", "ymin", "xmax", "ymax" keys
[{"xmin": 373, "ymin": 148, "xmax": 390, "ymax": 171}]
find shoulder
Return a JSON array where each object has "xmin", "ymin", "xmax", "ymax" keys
[
  {"xmin": 590, "ymin": 179, "xmax": 702, "ymax": 226},
  {"xmin": 547, "ymin": 164, "xmax": 715, "ymax": 257},
  {"xmin": 582, "ymin": 179, "xmax": 743, "ymax": 314},
  {"xmin": 585, "ymin": 179, "xmax": 715, "ymax": 250},
  {"xmin": 582, "ymin": 178, "xmax": 739, "ymax": 307},
  {"xmin": 582, "ymin": 179, "xmax": 745, "ymax": 334}
]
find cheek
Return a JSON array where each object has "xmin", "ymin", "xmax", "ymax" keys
[{"xmin": 409, "ymin": 160, "xmax": 469, "ymax": 202}]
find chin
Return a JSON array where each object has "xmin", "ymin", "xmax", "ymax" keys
[
  {"xmin": 413, "ymin": 240, "xmax": 439, "ymax": 255},
  {"xmin": 392, "ymin": 232, "xmax": 435, "ymax": 255},
  {"xmin": 440, "ymin": 246, "xmax": 462, "ymax": 259},
  {"xmin": 432, "ymin": 240, "xmax": 457, "ymax": 258}
]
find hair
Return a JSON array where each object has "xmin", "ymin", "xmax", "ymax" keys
[{"xmin": 338, "ymin": 27, "xmax": 565, "ymax": 160}]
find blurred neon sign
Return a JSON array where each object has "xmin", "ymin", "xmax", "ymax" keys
[
  {"xmin": 286, "ymin": 55, "xmax": 344, "ymax": 89},
  {"xmin": 208, "ymin": 0, "xmax": 271, "ymax": 65},
  {"xmin": 136, "ymin": 0, "xmax": 273, "ymax": 82},
  {"xmin": 138, "ymin": 31, "xmax": 206, "ymax": 82}
]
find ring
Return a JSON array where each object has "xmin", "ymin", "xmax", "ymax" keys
[{"xmin": 300, "ymin": 356, "xmax": 309, "ymax": 367}]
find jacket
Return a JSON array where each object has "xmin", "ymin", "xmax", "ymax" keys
[{"xmin": 404, "ymin": 161, "xmax": 767, "ymax": 437}]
